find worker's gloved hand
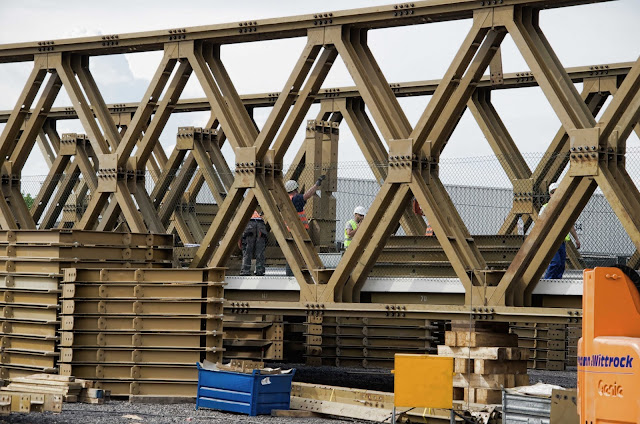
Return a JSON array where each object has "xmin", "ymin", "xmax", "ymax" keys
[{"xmin": 316, "ymin": 175, "xmax": 326, "ymax": 187}]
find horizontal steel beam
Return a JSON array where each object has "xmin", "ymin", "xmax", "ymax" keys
[
  {"xmin": 1, "ymin": 62, "xmax": 630, "ymax": 123},
  {"xmin": 225, "ymin": 300, "xmax": 582, "ymax": 324},
  {"xmin": 0, "ymin": 0, "xmax": 611, "ymax": 63}
]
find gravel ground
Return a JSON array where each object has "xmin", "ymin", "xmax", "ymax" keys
[
  {"xmin": 0, "ymin": 366, "xmax": 577, "ymax": 424},
  {"xmin": 0, "ymin": 401, "xmax": 350, "ymax": 424},
  {"xmin": 528, "ymin": 367, "xmax": 577, "ymax": 388}
]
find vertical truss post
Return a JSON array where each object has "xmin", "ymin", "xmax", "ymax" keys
[{"xmin": 301, "ymin": 120, "xmax": 339, "ymax": 249}]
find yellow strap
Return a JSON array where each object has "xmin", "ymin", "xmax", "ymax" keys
[{"xmin": 329, "ymin": 388, "xmax": 335, "ymax": 402}]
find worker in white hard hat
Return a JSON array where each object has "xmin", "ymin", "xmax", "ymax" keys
[
  {"xmin": 284, "ymin": 175, "xmax": 325, "ymax": 275},
  {"xmin": 540, "ymin": 181, "xmax": 581, "ymax": 279},
  {"xmin": 344, "ymin": 206, "xmax": 366, "ymax": 248}
]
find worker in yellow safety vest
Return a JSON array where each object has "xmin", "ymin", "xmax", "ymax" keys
[
  {"xmin": 284, "ymin": 175, "xmax": 325, "ymax": 275},
  {"xmin": 344, "ymin": 206, "xmax": 366, "ymax": 248},
  {"xmin": 540, "ymin": 182, "xmax": 581, "ymax": 279}
]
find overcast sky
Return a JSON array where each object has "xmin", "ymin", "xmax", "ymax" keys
[{"xmin": 0, "ymin": 0, "xmax": 638, "ymax": 183}]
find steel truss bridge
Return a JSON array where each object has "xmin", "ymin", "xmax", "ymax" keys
[{"xmin": 0, "ymin": 0, "xmax": 639, "ymax": 326}]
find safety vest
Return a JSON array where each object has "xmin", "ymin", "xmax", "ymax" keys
[
  {"xmin": 344, "ymin": 219, "xmax": 358, "ymax": 247},
  {"xmin": 289, "ymin": 193, "xmax": 309, "ymax": 229},
  {"xmin": 541, "ymin": 203, "xmax": 571, "ymax": 241},
  {"xmin": 251, "ymin": 211, "xmax": 263, "ymax": 220},
  {"xmin": 425, "ymin": 224, "xmax": 434, "ymax": 236}
]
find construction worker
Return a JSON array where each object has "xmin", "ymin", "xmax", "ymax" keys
[
  {"xmin": 240, "ymin": 210, "xmax": 268, "ymax": 276},
  {"xmin": 541, "ymin": 182, "xmax": 581, "ymax": 279},
  {"xmin": 344, "ymin": 206, "xmax": 366, "ymax": 248},
  {"xmin": 425, "ymin": 223, "xmax": 434, "ymax": 236},
  {"xmin": 284, "ymin": 175, "xmax": 325, "ymax": 276},
  {"xmin": 412, "ymin": 198, "xmax": 435, "ymax": 236}
]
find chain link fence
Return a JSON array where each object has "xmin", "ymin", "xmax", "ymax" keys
[{"xmin": 16, "ymin": 148, "xmax": 640, "ymax": 276}]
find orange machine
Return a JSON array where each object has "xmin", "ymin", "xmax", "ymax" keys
[{"xmin": 578, "ymin": 266, "xmax": 640, "ymax": 423}]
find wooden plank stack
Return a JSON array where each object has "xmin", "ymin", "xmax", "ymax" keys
[
  {"xmin": 0, "ymin": 230, "xmax": 173, "ymax": 380},
  {"xmin": 0, "ymin": 373, "xmax": 104, "ymax": 413},
  {"xmin": 305, "ymin": 316, "xmax": 445, "ymax": 368},
  {"xmin": 58, "ymin": 267, "xmax": 225, "ymax": 400},
  {"xmin": 2, "ymin": 374, "xmax": 79, "ymax": 401},
  {"xmin": 439, "ymin": 321, "xmax": 530, "ymax": 405}
]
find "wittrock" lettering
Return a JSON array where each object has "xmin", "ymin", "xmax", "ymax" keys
[{"xmin": 578, "ymin": 354, "xmax": 635, "ymax": 368}]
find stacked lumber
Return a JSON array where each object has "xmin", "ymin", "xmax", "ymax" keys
[
  {"xmin": 290, "ymin": 382, "xmax": 499, "ymax": 423},
  {"xmin": 223, "ymin": 314, "xmax": 284, "ymax": 361},
  {"xmin": 305, "ymin": 316, "xmax": 444, "ymax": 368},
  {"xmin": 76, "ymin": 379, "xmax": 110, "ymax": 404},
  {"xmin": 438, "ymin": 321, "xmax": 529, "ymax": 405},
  {"xmin": 510, "ymin": 322, "xmax": 566, "ymax": 370},
  {"xmin": 2, "ymin": 374, "xmax": 81, "ymax": 402},
  {"xmin": 0, "ymin": 230, "xmax": 173, "ymax": 380},
  {"xmin": 58, "ymin": 268, "xmax": 224, "ymax": 400},
  {"xmin": 0, "ymin": 373, "xmax": 106, "ymax": 405}
]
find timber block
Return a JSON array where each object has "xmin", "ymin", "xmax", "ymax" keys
[
  {"xmin": 453, "ymin": 373, "xmax": 529, "ymax": 389},
  {"xmin": 445, "ymin": 331, "xmax": 518, "ymax": 347},
  {"xmin": 463, "ymin": 388, "xmax": 503, "ymax": 405},
  {"xmin": 454, "ymin": 358, "xmax": 528, "ymax": 375},
  {"xmin": 438, "ymin": 346, "xmax": 530, "ymax": 361}
]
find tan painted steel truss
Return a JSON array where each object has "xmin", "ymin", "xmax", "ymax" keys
[{"xmin": 0, "ymin": 0, "xmax": 638, "ymax": 308}]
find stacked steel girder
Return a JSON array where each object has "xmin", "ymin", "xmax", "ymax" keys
[
  {"xmin": 0, "ymin": 0, "xmax": 638, "ymax": 315},
  {"xmin": 0, "ymin": 230, "xmax": 174, "ymax": 380},
  {"xmin": 58, "ymin": 268, "xmax": 224, "ymax": 399}
]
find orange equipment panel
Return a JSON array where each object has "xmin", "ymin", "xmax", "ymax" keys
[{"xmin": 578, "ymin": 267, "xmax": 640, "ymax": 423}]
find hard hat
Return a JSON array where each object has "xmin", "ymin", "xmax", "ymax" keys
[
  {"xmin": 285, "ymin": 180, "xmax": 299, "ymax": 192},
  {"xmin": 354, "ymin": 206, "xmax": 367, "ymax": 216},
  {"xmin": 549, "ymin": 182, "xmax": 560, "ymax": 194}
]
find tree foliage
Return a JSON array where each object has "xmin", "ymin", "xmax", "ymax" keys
[{"xmin": 22, "ymin": 192, "xmax": 34, "ymax": 210}]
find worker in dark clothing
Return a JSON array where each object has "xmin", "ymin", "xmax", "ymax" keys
[
  {"xmin": 283, "ymin": 175, "xmax": 325, "ymax": 276},
  {"xmin": 240, "ymin": 211, "xmax": 268, "ymax": 276}
]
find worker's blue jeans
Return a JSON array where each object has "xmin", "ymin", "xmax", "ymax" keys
[{"xmin": 544, "ymin": 241, "xmax": 566, "ymax": 279}]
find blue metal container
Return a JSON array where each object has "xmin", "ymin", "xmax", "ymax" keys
[{"xmin": 195, "ymin": 363, "xmax": 296, "ymax": 416}]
